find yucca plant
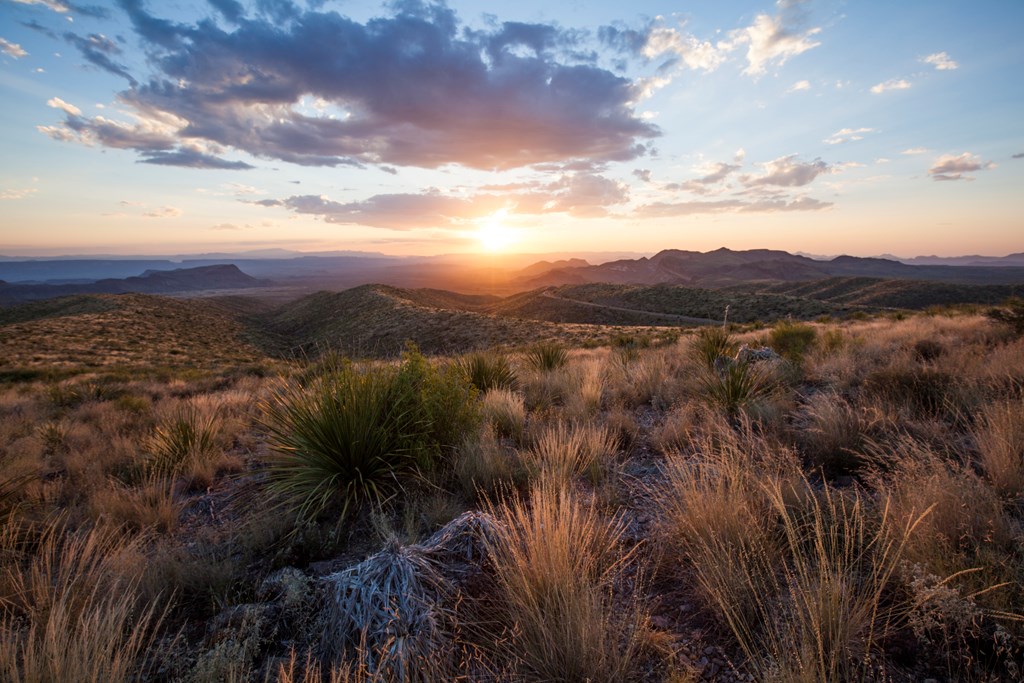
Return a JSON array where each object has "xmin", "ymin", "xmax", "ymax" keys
[
  {"xmin": 700, "ymin": 360, "xmax": 777, "ymax": 416},
  {"xmin": 260, "ymin": 365, "xmax": 425, "ymax": 527},
  {"xmin": 526, "ymin": 342, "xmax": 569, "ymax": 372},
  {"xmin": 458, "ymin": 352, "xmax": 517, "ymax": 393},
  {"xmin": 691, "ymin": 326, "xmax": 735, "ymax": 371}
]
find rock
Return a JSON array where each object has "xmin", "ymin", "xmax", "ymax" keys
[{"xmin": 257, "ymin": 567, "xmax": 312, "ymax": 611}]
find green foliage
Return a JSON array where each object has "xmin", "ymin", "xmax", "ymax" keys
[
  {"xmin": 260, "ymin": 349, "xmax": 479, "ymax": 528},
  {"xmin": 148, "ymin": 404, "xmax": 220, "ymax": 476},
  {"xmin": 691, "ymin": 326, "xmax": 735, "ymax": 371},
  {"xmin": 768, "ymin": 320, "xmax": 817, "ymax": 361},
  {"xmin": 526, "ymin": 342, "xmax": 569, "ymax": 372},
  {"xmin": 458, "ymin": 351, "xmax": 518, "ymax": 392},
  {"xmin": 700, "ymin": 361, "xmax": 777, "ymax": 416},
  {"xmin": 986, "ymin": 296, "xmax": 1024, "ymax": 336}
]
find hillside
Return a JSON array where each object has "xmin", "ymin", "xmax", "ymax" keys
[
  {"xmin": 262, "ymin": 285, "xmax": 627, "ymax": 356},
  {"xmin": 0, "ymin": 264, "xmax": 265, "ymax": 305},
  {"xmin": 755, "ymin": 277, "xmax": 1023, "ymax": 309},
  {"xmin": 0, "ymin": 293, "xmax": 265, "ymax": 372}
]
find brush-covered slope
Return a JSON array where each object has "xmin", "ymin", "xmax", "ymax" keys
[
  {"xmin": 0, "ymin": 293, "xmax": 265, "ymax": 371},
  {"xmin": 758, "ymin": 277, "xmax": 1023, "ymax": 309},
  {"xmin": 490, "ymin": 283, "xmax": 857, "ymax": 325},
  {"xmin": 265, "ymin": 285, "xmax": 611, "ymax": 356}
]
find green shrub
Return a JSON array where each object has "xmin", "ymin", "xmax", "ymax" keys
[
  {"xmin": 700, "ymin": 361, "xmax": 777, "ymax": 416},
  {"xmin": 458, "ymin": 351, "xmax": 517, "ymax": 393},
  {"xmin": 148, "ymin": 404, "xmax": 220, "ymax": 476},
  {"xmin": 768, "ymin": 321, "xmax": 817, "ymax": 361},
  {"xmin": 525, "ymin": 342, "xmax": 569, "ymax": 372},
  {"xmin": 261, "ymin": 350, "xmax": 478, "ymax": 527},
  {"xmin": 691, "ymin": 327, "xmax": 735, "ymax": 371}
]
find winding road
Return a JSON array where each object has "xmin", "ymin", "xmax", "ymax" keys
[{"xmin": 539, "ymin": 289, "xmax": 718, "ymax": 325}]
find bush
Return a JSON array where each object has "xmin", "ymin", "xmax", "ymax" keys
[
  {"xmin": 769, "ymin": 320, "xmax": 817, "ymax": 361},
  {"xmin": 986, "ymin": 296, "xmax": 1024, "ymax": 336},
  {"xmin": 525, "ymin": 342, "xmax": 569, "ymax": 372},
  {"xmin": 458, "ymin": 352, "xmax": 517, "ymax": 393},
  {"xmin": 691, "ymin": 327, "xmax": 735, "ymax": 371},
  {"xmin": 147, "ymin": 403, "xmax": 220, "ymax": 477},
  {"xmin": 260, "ymin": 351, "xmax": 478, "ymax": 527},
  {"xmin": 699, "ymin": 361, "xmax": 777, "ymax": 417}
]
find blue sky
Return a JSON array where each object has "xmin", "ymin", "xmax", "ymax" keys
[{"xmin": 1, "ymin": 0, "xmax": 1022, "ymax": 257}]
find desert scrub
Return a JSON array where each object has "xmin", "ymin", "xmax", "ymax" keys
[
  {"xmin": 480, "ymin": 387, "xmax": 525, "ymax": 442},
  {"xmin": 525, "ymin": 341, "xmax": 569, "ymax": 371},
  {"xmin": 524, "ymin": 421, "xmax": 618, "ymax": 485},
  {"xmin": 458, "ymin": 351, "xmax": 517, "ymax": 393},
  {"xmin": 455, "ymin": 427, "xmax": 521, "ymax": 500},
  {"xmin": 260, "ymin": 352, "xmax": 478, "ymax": 527},
  {"xmin": 147, "ymin": 401, "xmax": 221, "ymax": 477},
  {"xmin": 485, "ymin": 484, "xmax": 646, "ymax": 682},
  {"xmin": 691, "ymin": 326, "xmax": 735, "ymax": 371},
  {"xmin": 768, "ymin": 320, "xmax": 817, "ymax": 362},
  {"xmin": 699, "ymin": 358, "xmax": 779, "ymax": 417}
]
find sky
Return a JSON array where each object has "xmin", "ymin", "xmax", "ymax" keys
[{"xmin": 0, "ymin": 0, "xmax": 1022, "ymax": 258}]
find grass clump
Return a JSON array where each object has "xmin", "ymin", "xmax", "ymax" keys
[
  {"xmin": 769, "ymin": 320, "xmax": 817, "ymax": 362},
  {"xmin": 699, "ymin": 360, "xmax": 778, "ymax": 417},
  {"xmin": 485, "ymin": 484, "xmax": 646, "ymax": 682},
  {"xmin": 525, "ymin": 342, "xmax": 569, "ymax": 371},
  {"xmin": 480, "ymin": 387, "xmax": 526, "ymax": 442},
  {"xmin": 525, "ymin": 421, "xmax": 618, "ymax": 485},
  {"xmin": 458, "ymin": 351, "xmax": 518, "ymax": 393},
  {"xmin": 147, "ymin": 402, "xmax": 221, "ymax": 477}
]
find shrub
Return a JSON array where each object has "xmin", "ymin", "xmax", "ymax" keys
[
  {"xmin": 691, "ymin": 327, "xmax": 735, "ymax": 371},
  {"xmin": 525, "ymin": 342, "xmax": 569, "ymax": 372},
  {"xmin": 986, "ymin": 296, "xmax": 1024, "ymax": 336},
  {"xmin": 525, "ymin": 421, "xmax": 618, "ymax": 485},
  {"xmin": 455, "ymin": 427, "xmax": 521, "ymax": 500},
  {"xmin": 480, "ymin": 388, "xmax": 526, "ymax": 442},
  {"xmin": 485, "ymin": 484, "xmax": 645, "ymax": 682},
  {"xmin": 769, "ymin": 320, "xmax": 817, "ymax": 361},
  {"xmin": 699, "ymin": 361, "xmax": 778, "ymax": 417},
  {"xmin": 973, "ymin": 399, "xmax": 1024, "ymax": 501},
  {"xmin": 458, "ymin": 352, "xmax": 517, "ymax": 393}
]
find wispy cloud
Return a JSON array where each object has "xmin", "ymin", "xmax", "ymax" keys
[
  {"xmin": 787, "ymin": 80, "xmax": 811, "ymax": 93},
  {"xmin": 824, "ymin": 127, "xmax": 874, "ymax": 145},
  {"xmin": 928, "ymin": 152, "xmax": 995, "ymax": 181},
  {"xmin": 743, "ymin": 154, "xmax": 832, "ymax": 187},
  {"xmin": 142, "ymin": 206, "xmax": 182, "ymax": 218},
  {"xmin": 731, "ymin": 8, "xmax": 822, "ymax": 77},
  {"xmin": 901, "ymin": 147, "xmax": 929, "ymax": 155},
  {"xmin": 63, "ymin": 32, "xmax": 137, "ymax": 85},
  {"xmin": 921, "ymin": 51, "xmax": 958, "ymax": 70},
  {"xmin": 0, "ymin": 37, "xmax": 28, "ymax": 59},
  {"xmin": 0, "ymin": 188, "xmax": 38, "ymax": 200},
  {"xmin": 9, "ymin": 0, "xmax": 108, "ymax": 18},
  {"xmin": 870, "ymin": 78, "xmax": 911, "ymax": 94},
  {"xmin": 634, "ymin": 195, "xmax": 831, "ymax": 218},
  {"xmin": 46, "ymin": 97, "xmax": 80, "ymax": 115}
]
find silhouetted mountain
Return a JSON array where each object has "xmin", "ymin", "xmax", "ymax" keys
[{"xmin": 0, "ymin": 265, "xmax": 264, "ymax": 305}]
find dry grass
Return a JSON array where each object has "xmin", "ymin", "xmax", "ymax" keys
[
  {"xmin": 973, "ymin": 398, "xmax": 1024, "ymax": 501},
  {"xmin": 479, "ymin": 388, "xmax": 526, "ymax": 443},
  {"xmin": 485, "ymin": 484, "xmax": 647, "ymax": 682},
  {"xmin": 523, "ymin": 420, "xmax": 619, "ymax": 486}
]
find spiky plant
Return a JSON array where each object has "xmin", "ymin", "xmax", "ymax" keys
[
  {"xmin": 259, "ymin": 366, "xmax": 424, "ymax": 527},
  {"xmin": 700, "ymin": 360, "xmax": 777, "ymax": 416},
  {"xmin": 458, "ymin": 352, "xmax": 518, "ymax": 393},
  {"xmin": 691, "ymin": 326, "xmax": 735, "ymax": 371},
  {"xmin": 525, "ymin": 342, "xmax": 569, "ymax": 372},
  {"xmin": 147, "ymin": 403, "xmax": 220, "ymax": 476}
]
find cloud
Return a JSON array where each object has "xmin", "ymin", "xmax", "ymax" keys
[
  {"xmin": 638, "ymin": 26, "xmax": 733, "ymax": 72},
  {"xmin": 44, "ymin": 2, "xmax": 658, "ymax": 171},
  {"xmin": 21, "ymin": 20, "xmax": 57, "ymax": 39},
  {"xmin": 870, "ymin": 78, "xmax": 911, "ymax": 94},
  {"xmin": 47, "ymin": 96, "xmax": 81, "ymax": 115},
  {"xmin": 824, "ymin": 127, "xmax": 874, "ymax": 145},
  {"xmin": 665, "ymin": 162, "xmax": 741, "ymax": 194},
  {"xmin": 743, "ymin": 154, "xmax": 831, "ymax": 187},
  {"xmin": 63, "ymin": 32, "xmax": 137, "ymax": 85},
  {"xmin": 901, "ymin": 147, "xmax": 928, "ymax": 155},
  {"xmin": 142, "ymin": 205, "xmax": 182, "ymax": 218},
  {"xmin": 1, "ymin": 38, "xmax": 28, "ymax": 59},
  {"xmin": 1011, "ymin": 152, "xmax": 1024, "ymax": 160},
  {"xmin": 787, "ymin": 79, "xmax": 811, "ymax": 93},
  {"xmin": 928, "ymin": 152, "xmax": 995, "ymax": 181},
  {"xmin": 1, "ymin": 188, "xmax": 39, "ymax": 200},
  {"xmin": 922, "ymin": 52, "xmax": 957, "ymax": 70},
  {"xmin": 729, "ymin": 7, "xmax": 822, "ymax": 76},
  {"xmin": 633, "ymin": 168, "xmax": 651, "ymax": 182},
  {"xmin": 9, "ymin": 0, "xmax": 109, "ymax": 18},
  {"xmin": 634, "ymin": 195, "xmax": 831, "ymax": 218},
  {"xmin": 257, "ymin": 172, "xmax": 630, "ymax": 229}
]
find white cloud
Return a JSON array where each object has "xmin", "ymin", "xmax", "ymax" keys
[
  {"xmin": 870, "ymin": 79, "xmax": 911, "ymax": 94},
  {"xmin": 642, "ymin": 27, "xmax": 732, "ymax": 72},
  {"xmin": 928, "ymin": 152, "xmax": 995, "ymax": 181},
  {"xmin": 0, "ymin": 188, "xmax": 38, "ymax": 200},
  {"xmin": 743, "ymin": 154, "xmax": 832, "ymax": 187},
  {"xmin": 143, "ymin": 206, "xmax": 183, "ymax": 218},
  {"xmin": 0, "ymin": 38, "xmax": 28, "ymax": 59},
  {"xmin": 922, "ymin": 52, "xmax": 958, "ymax": 70},
  {"xmin": 824, "ymin": 127, "xmax": 875, "ymax": 145},
  {"xmin": 901, "ymin": 147, "xmax": 929, "ymax": 155},
  {"xmin": 46, "ymin": 97, "xmax": 81, "ymax": 116},
  {"xmin": 10, "ymin": 0, "xmax": 70, "ymax": 12},
  {"xmin": 787, "ymin": 80, "xmax": 811, "ymax": 93},
  {"xmin": 875, "ymin": 158, "xmax": 890, "ymax": 165},
  {"xmin": 731, "ymin": 13, "xmax": 822, "ymax": 76},
  {"xmin": 734, "ymin": 148, "xmax": 746, "ymax": 163}
]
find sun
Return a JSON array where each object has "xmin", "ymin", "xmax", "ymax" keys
[{"xmin": 476, "ymin": 208, "xmax": 517, "ymax": 252}]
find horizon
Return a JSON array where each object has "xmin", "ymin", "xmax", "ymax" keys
[{"xmin": 2, "ymin": 0, "xmax": 1023, "ymax": 258}]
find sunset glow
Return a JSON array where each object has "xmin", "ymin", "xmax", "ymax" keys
[{"xmin": 0, "ymin": 1, "xmax": 1021, "ymax": 258}]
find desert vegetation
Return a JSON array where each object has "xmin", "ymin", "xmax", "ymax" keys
[{"xmin": 1, "ymin": 301, "xmax": 1023, "ymax": 682}]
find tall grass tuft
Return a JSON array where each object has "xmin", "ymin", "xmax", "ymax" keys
[
  {"xmin": 699, "ymin": 359, "xmax": 778, "ymax": 416},
  {"xmin": 480, "ymin": 388, "xmax": 526, "ymax": 443},
  {"xmin": 973, "ymin": 399, "xmax": 1024, "ymax": 501},
  {"xmin": 525, "ymin": 342, "xmax": 569, "ymax": 372},
  {"xmin": 147, "ymin": 402, "xmax": 220, "ymax": 476},
  {"xmin": 458, "ymin": 351, "xmax": 517, "ymax": 393},
  {"xmin": 485, "ymin": 484, "xmax": 645, "ymax": 682},
  {"xmin": 769, "ymin": 320, "xmax": 817, "ymax": 362},
  {"xmin": 525, "ymin": 421, "xmax": 618, "ymax": 485}
]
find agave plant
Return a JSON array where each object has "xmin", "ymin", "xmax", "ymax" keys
[
  {"xmin": 458, "ymin": 352, "xmax": 518, "ymax": 393},
  {"xmin": 525, "ymin": 342, "xmax": 569, "ymax": 372},
  {"xmin": 691, "ymin": 326, "xmax": 736, "ymax": 371}
]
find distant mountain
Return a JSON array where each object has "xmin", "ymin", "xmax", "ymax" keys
[
  {"xmin": 522, "ymin": 247, "xmax": 1024, "ymax": 288},
  {"xmin": 0, "ymin": 264, "xmax": 265, "ymax": 305}
]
